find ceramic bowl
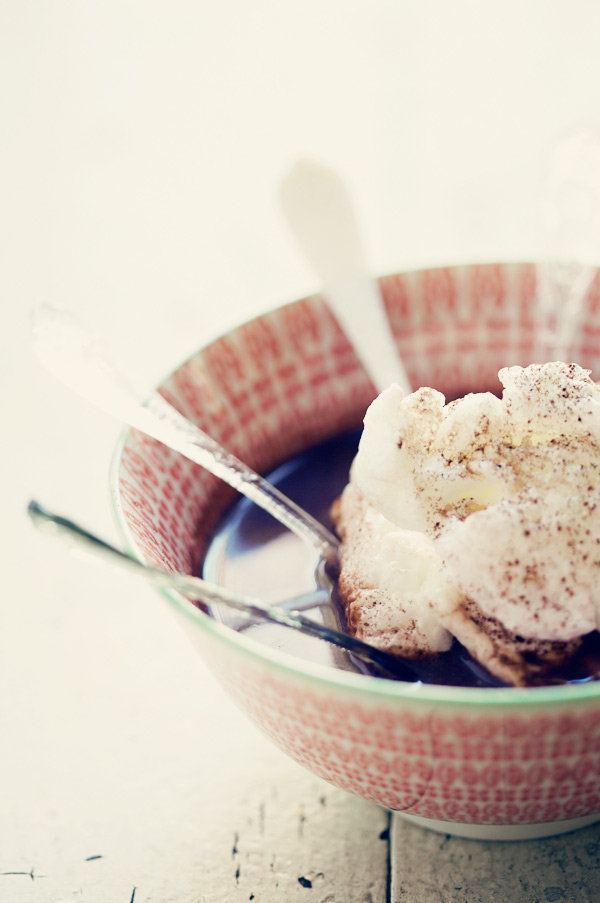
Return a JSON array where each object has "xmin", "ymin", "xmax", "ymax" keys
[{"xmin": 112, "ymin": 262, "xmax": 600, "ymax": 840}]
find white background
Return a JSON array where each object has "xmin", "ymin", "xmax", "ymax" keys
[{"xmin": 3, "ymin": 2, "xmax": 600, "ymax": 900}]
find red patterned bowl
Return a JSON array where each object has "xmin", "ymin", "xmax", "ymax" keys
[{"xmin": 112, "ymin": 262, "xmax": 600, "ymax": 840}]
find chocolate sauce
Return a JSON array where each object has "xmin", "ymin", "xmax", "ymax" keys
[{"xmin": 201, "ymin": 430, "xmax": 600, "ymax": 687}]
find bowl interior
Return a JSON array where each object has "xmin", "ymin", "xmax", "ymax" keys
[{"xmin": 113, "ymin": 261, "xmax": 600, "ymax": 700}]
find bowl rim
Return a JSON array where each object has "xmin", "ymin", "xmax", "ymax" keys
[{"xmin": 110, "ymin": 263, "xmax": 600, "ymax": 709}]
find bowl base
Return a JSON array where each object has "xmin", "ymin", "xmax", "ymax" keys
[{"xmin": 392, "ymin": 810, "xmax": 600, "ymax": 841}]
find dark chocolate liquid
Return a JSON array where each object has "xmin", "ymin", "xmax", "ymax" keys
[{"xmin": 201, "ymin": 430, "xmax": 600, "ymax": 687}]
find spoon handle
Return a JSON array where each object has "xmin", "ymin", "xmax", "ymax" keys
[
  {"xmin": 280, "ymin": 159, "xmax": 411, "ymax": 396},
  {"xmin": 27, "ymin": 500, "xmax": 415, "ymax": 679},
  {"xmin": 143, "ymin": 393, "xmax": 339, "ymax": 559},
  {"xmin": 31, "ymin": 305, "xmax": 339, "ymax": 560},
  {"xmin": 536, "ymin": 127, "xmax": 600, "ymax": 361}
]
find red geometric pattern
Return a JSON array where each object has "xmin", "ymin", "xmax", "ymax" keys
[
  {"xmin": 197, "ymin": 641, "xmax": 600, "ymax": 826},
  {"xmin": 115, "ymin": 262, "xmax": 600, "ymax": 829}
]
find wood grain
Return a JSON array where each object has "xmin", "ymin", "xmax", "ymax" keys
[{"xmin": 391, "ymin": 817, "xmax": 600, "ymax": 903}]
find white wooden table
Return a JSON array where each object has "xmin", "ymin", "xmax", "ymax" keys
[
  {"xmin": 4, "ymin": 2, "xmax": 600, "ymax": 899},
  {"xmin": 4, "ymin": 548, "xmax": 600, "ymax": 903}
]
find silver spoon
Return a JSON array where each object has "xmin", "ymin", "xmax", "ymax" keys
[
  {"xmin": 31, "ymin": 305, "xmax": 339, "ymax": 562},
  {"xmin": 27, "ymin": 500, "xmax": 418, "ymax": 680},
  {"xmin": 280, "ymin": 158, "xmax": 411, "ymax": 396},
  {"xmin": 536, "ymin": 126, "xmax": 600, "ymax": 361}
]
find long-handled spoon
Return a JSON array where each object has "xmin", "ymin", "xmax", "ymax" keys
[
  {"xmin": 280, "ymin": 158, "xmax": 412, "ymax": 396},
  {"xmin": 536, "ymin": 126, "xmax": 600, "ymax": 361},
  {"xmin": 31, "ymin": 305, "xmax": 339, "ymax": 561},
  {"xmin": 27, "ymin": 500, "xmax": 418, "ymax": 680}
]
